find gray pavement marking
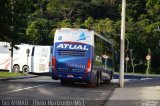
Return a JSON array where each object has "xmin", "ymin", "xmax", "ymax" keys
[{"xmin": 1, "ymin": 83, "xmax": 50, "ymax": 94}]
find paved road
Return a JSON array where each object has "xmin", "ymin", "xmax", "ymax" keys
[
  {"xmin": 0, "ymin": 76, "xmax": 117, "ymax": 106},
  {"xmin": 0, "ymin": 74, "xmax": 159, "ymax": 106}
]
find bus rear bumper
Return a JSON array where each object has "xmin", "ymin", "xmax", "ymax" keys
[{"xmin": 57, "ymin": 73, "xmax": 91, "ymax": 82}]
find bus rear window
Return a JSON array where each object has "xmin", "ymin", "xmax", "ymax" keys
[{"xmin": 34, "ymin": 47, "xmax": 48, "ymax": 57}]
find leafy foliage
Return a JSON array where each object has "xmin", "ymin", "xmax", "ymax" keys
[{"xmin": 0, "ymin": 0, "xmax": 160, "ymax": 73}]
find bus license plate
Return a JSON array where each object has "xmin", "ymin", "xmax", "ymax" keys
[{"xmin": 67, "ymin": 75, "xmax": 74, "ymax": 78}]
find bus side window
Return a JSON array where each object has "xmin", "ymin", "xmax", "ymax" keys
[
  {"xmin": 0, "ymin": 46, "xmax": 10, "ymax": 54},
  {"xmin": 94, "ymin": 55, "xmax": 103, "ymax": 66},
  {"xmin": 107, "ymin": 58, "xmax": 113, "ymax": 68}
]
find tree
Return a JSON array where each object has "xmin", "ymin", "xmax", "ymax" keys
[
  {"xmin": 0, "ymin": 0, "xmax": 13, "ymax": 41},
  {"xmin": 146, "ymin": 0, "xmax": 160, "ymax": 20},
  {"xmin": 26, "ymin": 19, "xmax": 52, "ymax": 45},
  {"xmin": 84, "ymin": 17, "xmax": 94, "ymax": 29},
  {"xmin": 46, "ymin": 0, "xmax": 88, "ymax": 20}
]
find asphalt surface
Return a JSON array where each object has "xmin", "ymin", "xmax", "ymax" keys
[
  {"xmin": 0, "ymin": 74, "xmax": 160, "ymax": 106},
  {"xmin": 0, "ymin": 76, "xmax": 118, "ymax": 106}
]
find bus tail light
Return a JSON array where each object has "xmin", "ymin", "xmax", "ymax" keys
[
  {"xmin": 52, "ymin": 56, "xmax": 56, "ymax": 69},
  {"xmin": 85, "ymin": 59, "xmax": 91, "ymax": 73}
]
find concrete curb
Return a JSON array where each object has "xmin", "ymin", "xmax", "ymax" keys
[{"xmin": 0, "ymin": 75, "xmax": 38, "ymax": 81}]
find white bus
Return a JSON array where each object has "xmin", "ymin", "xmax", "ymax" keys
[
  {"xmin": 0, "ymin": 42, "xmax": 52, "ymax": 74},
  {"xmin": 0, "ymin": 42, "xmax": 10, "ymax": 71}
]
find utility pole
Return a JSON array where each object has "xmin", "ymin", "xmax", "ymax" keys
[{"xmin": 119, "ymin": 0, "xmax": 126, "ymax": 87}]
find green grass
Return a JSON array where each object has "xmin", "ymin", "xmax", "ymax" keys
[{"xmin": 0, "ymin": 72, "xmax": 24, "ymax": 78}]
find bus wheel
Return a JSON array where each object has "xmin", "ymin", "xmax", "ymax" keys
[
  {"xmin": 110, "ymin": 71, "xmax": 113, "ymax": 80},
  {"xmin": 13, "ymin": 65, "xmax": 20, "ymax": 73},
  {"xmin": 22, "ymin": 66, "xmax": 29, "ymax": 75},
  {"xmin": 96, "ymin": 71, "xmax": 101, "ymax": 87}
]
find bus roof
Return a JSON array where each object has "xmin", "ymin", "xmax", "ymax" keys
[
  {"xmin": 55, "ymin": 28, "xmax": 113, "ymax": 45},
  {"xmin": 54, "ymin": 28, "xmax": 94, "ymax": 45}
]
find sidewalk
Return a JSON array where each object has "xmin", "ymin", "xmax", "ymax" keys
[
  {"xmin": 105, "ymin": 77, "xmax": 160, "ymax": 106},
  {"xmin": 0, "ymin": 74, "xmax": 38, "ymax": 81}
]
